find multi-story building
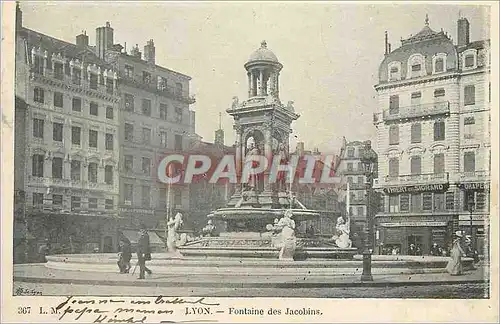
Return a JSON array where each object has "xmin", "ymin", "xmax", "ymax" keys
[
  {"xmin": 96, "ymin": 23, "xmax": 197, "ymax": 229},
  {"xmin": 335, "ymin": 138, "xmax": 378, "ymax": 237},
  {"xmin": 373, "ymin": 16, "xmax": 490, "ymax": 255},
  {"xmin": 14, "ymin": 6, "xmax": 122, "ymax": 255}
]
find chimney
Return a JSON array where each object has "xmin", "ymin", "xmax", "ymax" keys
[
  {"xmin": 16, "ymin": 2, "xmax": 22, "ymax": 32},
  {"xmin": 76, "ymin": 31, "xmax": 89, "ymax": 47},
  {"xmin": 457, "ymin": 17, "xmax": 470, "ymax": 47},
  {"xmin": 384, "ymin": 31, "xmax": 389, "ymax": 55},
  {"xmin": 296, "ymin": 142, "xmax": 305, "ymax": 156},
  {"xmin": 388, "ymin": 43, "xmax": 391, "ymax": 53},
  {"xmin": 130, "ymin": 44, "xmax": 142, "ymax": 59},
  {"xmin": 96, "ymin": 21, "xmax": 114, "ymax": 59},
  {"xmin": 144, "ymin": 39, "xmax": 156, "ymax": 65}
]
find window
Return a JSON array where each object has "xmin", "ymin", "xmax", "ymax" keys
[
  {"xmin": 349, "ymin": 192, "xmax": 356, "ymax": 202},
  {"xmin": 142, "ymin": 127, "xmax": 151, "ymax": 144},
  {"xmin": 124, "ymin": 94, "xmax": 134, "ymax": 112},
  {"xmin": 357, "ymin": 206, "xmax": 364, "ymax": 217},
  {"xmin": 89, "ymin": 73, "xmax": 98, "ymax": 90},
  {"xmin": 124, "ymin": 123, "xmax": 134, "ymax": 141},
  {"xmin": 143, "ymin": 71, "xmax": 152, "ymax": 84},
  {"xmin": 433, "ymin": 121, "xmax": 445, "ymax": 141},
  {"xmin": 411, "ymin": 63, "xmax": 421, "ymax": 72},
  {"xmin": 389, "ymin": 125, "xmax": 399, "ymax": 145},
  {"xmin": 357, "ymin": 162, "xmax": 363, "ymax": 171},
  {"xmin": 53, "ymin": 123, "xmax": 63, "ymax": 142},
  {"xmin": 33, "ymin": 56, "xmax": 43, "ymax": 74},
  {"xmin": 106, "ymin": 78, "xmax": 113, "ymax": 94},
  {"xmin": 174, "ymin": 189, "xmax": 182, "ymax": 206},
  {"xmin": 433, "ymin": 154, "xmax": 445, "ymax": 174},
  {"xmin": 71, "ymin": 160, "xmax": 81, "ymax": 181},
  {"xmin": 349, "ymin": 207, "xmax": 353, "ymax": 215},
  {"xmin": 159, "ymin": 188, "xmax": 167, "ymax": 208},
  {"xmin": 389, "ymin": 95, "xmax": 399, "ymax": 114},
  {"xmin": 52, "ymin": 194, "xmax": 63, "ymax": 206},
  {"xmin": 71, "ymin": 196, "xmax": 81, "ymax": 210},
  {"xmin": 72, "ymin": 68, "xmax": 81, "ymax": 85},
  {"xmin": 72, "ymin": 97, "xmax": 82, "ymax": 112},
  {"xmin": 411, "ymin": 92, "xmax": 421, "ymax": 106},
  {"xmin": 175, "ymin": 107, "xmax": 182, "ymax": 123},
  {"xmin": 347, "ymin": 148, "xmax": 355, "ymax": 157},
  {"xmin": 159, "ymin": 103, "xmax": 168, "ymax": 120},
  {"xmin": 357, "ymin": 176, "xmax": 364, "ymax": 184},
  {"xmin": 53, "ymin": 92, "xmax": 63, "ymax": 108},
  {"xmin": 411, "ymin": 193, "xmax": 422, "ymax": 212},
  {"xmin": 105, "ymin": 165, "xmax": 113, "ymax": 185},
  {"xmin": 105, "ymin": 198, "xmax": 114, "ymax": 210},
  {"xmin": 71, "ymin": 126, "xmax": 81, "ymax": 145},
  {"xmin": 159, "ymin": 77, "xmax": 167, "ymax": 91},
  {"xmin": 422, "ymin": 193, "xmax": 433, "ymax": 211},
  {"xmin": 88, "ymin": 198, "xmax": 98, "ymax": 209},
  {"xmin": 160, "ymin": 131, "xmax": 167, "ymax": 148},
  {"xmin": 124, "ymin": 155, "xmax": 133, "ymax": 172},
  {"xmin": 142, "ymin": 99, "xmax": 152, "ymax": 116},
  {"xmin": 88, "ymin": 162, "xmax": 98, "ymax": 183},
  {"xmin": 389, "ymin": 195, "xmax": 399, "ymax": 213},
  {"xmin": 445, "ymin": 192, "xmax": 454, "ymax": 210},
  {"xmin": 54, "ymin": 62, "xmax": 64, "ymax": 80},
  {"xmin": 52, "ymin": 157, "xmax": 63, "ymax": 179},
  {"xmin": 125, "ymin": 65, "xmax": 134, "ymax": 78},
  {"xmin": 175, "ymin": 83, "xmax": 183, "ymax": 97},
  {"xmin": 400, "ymin": 193, "xmax": 410, "ymax": 211},
  {"xmin": 410, "ymin": 156, "xmax": 421, "ymax": 175},
  {"xmin": 347, "ymin": 163, "xmax": 353, "ymax": 171},
  {"xmin": 476, "ymin": 192, "xmax": 486, "ymax": 210},
  {"xmin": 89, "ymin": 130, "xmax": 98, "ymax": 148},
  {"xmin": 89, "ymin": 102, "xmax": 98, "ymax": 116},
  {"xmin": 33, "ymin": 193, "xmax": 44, "ymax": 206},
  {"xmin": 464, "ymin": 85, "xmax": 475, "ymax": 106},
  {"xmin": 33, "ymin": 118, "xmax": 44, "ymax": 139},
  {"xmin": 124, "ymin": 184, "xmax": 133, "ymax": 204},
  {"xmin": 142, "ymin": 157, "xmax": 151, "ymax": 175},
  {"xmin": 175, "ymin": 134, "xmax": 183, "ymax": 151},
  {"xmin": 411, "ymin": 123, "xmax": 421, "ymax": 143},
  {"xmin": 105, "ymin": 133, "xmax": 113, "ymax": 151},
  {"xmin": 465, "ymin": 54, "xmax": 474, "ymax": 68},
  {"xmin": 434, "ymin": 58, "xmax": 444, "ymax": 73},
  {"xmin": 434, "ymin": 88, "xmax": 445, "ymax": 98},
  {"xmin": 347, "ymin": 176, "xmax": 353, "ymax": 184},
  {"xmin": 106, "ymin": 106, "xmax": 113, "ymax": 119},
  {"xmin": 388, "ymin": 158, "xmax": 399, "ymax": 177},
  {"xmin": 141, "ymin": 186, "xmax": 150, "ymax": 207},
  {"xmin": 464, "ymin": 116, "xmax": 475, "ymax": 139},
  {"xmin": 434, "ymin": 193, "xmax": 445, "ymax": 211},
  {"xmin": 34, "ymin": 87, "xmax": 45, "ymax": 103},
  {"xmin": 32, "ymin": 154, "xmax": 44, "ymax": 177},
  {"xmin": 464, "ymin": 152, "xmax": 475, "ymax": 172},
  {"xmin": 389, "ymin": 66, "xmax": 399, "ymax": 80}
]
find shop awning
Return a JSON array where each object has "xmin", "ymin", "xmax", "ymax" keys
[
  {"xmin": 121, "ymin": 230, "xmax": 164, "ymax": 245},
  {"xmin": 379, "ymin": 221, "xmax": 448, "ymax": 228}
]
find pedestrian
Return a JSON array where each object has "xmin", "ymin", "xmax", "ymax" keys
[
  {"xmin": 136, "ymin": 224, "xmax": 152, "ymax": 280},
  {"xmin": 117, "ymin": 233, "xmax": 132, "ymax": 274},
  {"xmin": 38, "ymin": 239, "xmax": 51, "ymax": 263},
  {"xmin": 446, "ymin": 231, "xmax": 466, "ymax": 276},
  {"xmin": 408, "ymin": 243, "xmax": 416, "ymax": 256},
  {"xmin": 430, "ymin": 243, "xmax": 440, "ymax": 256}
]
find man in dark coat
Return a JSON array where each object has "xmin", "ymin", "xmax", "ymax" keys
[
  {"xmin": 117, "ymin": 233, "xmax": 132, "ymax": 273},
  {"xmin": 136, "ymin": 224, "xmax": 152, "ymax": 279}
]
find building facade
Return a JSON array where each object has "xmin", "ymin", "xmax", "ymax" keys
[
  {"xmin": 15, "ymin": 7, "xmax": 122, "ymax": 256},
  {"xmin": 373, "ymin": 16, "xmax": 491, "ymax": 255},
  {"xmin": 96, "ymin": 23, "xmax": 196, "ymax": 229}
]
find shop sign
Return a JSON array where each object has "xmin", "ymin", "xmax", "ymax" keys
[
  {"xmin": 380, "ymin": 221, "xmax": 448, "ymax": 227},
  {"xmin": 119, "ymin": 207, "xmax": 155, "ymax": 215},
  {"xmin": 383, "ymin": 183, "xmax": 449, "ymax": 194},
  {"xmin": 459, "ymin": 182, "xmax": 490, "ymax": 191}
]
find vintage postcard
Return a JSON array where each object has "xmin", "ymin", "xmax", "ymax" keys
[{"xmin": 1, "ymin": 1, "xmax": 499, "ymax": 323}]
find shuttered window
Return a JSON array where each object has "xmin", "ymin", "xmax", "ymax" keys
[
  {"xmin": 411, "ymin": 123, "xmax": 421, "ymax": 143},
  {"xmin": 389, "ymin": 125, "xmax": 399, "ymax": 145},
  {"xmin": 410, "ymin": 156, "xmax": 421, "ymax": 175},
  {"xmin": 464, "ymin": 152, "xmax": 475, "ymax": 172},
  {"xmin": 388, "ymin": 158, "xmax": 399, "ymax": 177},
  {"xmin": 389, "ymin": 95, "xmax": 399, "ymax": 114},
  {"xmin": 434, "ymin": 121, "xmax": 445, "ymax": 141},
  {"xmin": 433, "ymin": 153, "xmax": 445, "ymax": 174}
]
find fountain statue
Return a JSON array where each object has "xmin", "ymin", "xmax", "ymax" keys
[
  {"xmin": 333, "ymin": 216, "xmax": 352, "ymax": 248},
  {"xmin": 244, "ymin": 137, "xmax": 260, "ymax": 191},
  {"xmin": 267, "ymin": 210, "xmax": 297, "ymax": 260},
  {"xmin": 202, "ymin": 219, "xmax": 216, "ymax": 237},
  {"xmin": 166, "ymin": 212, "xmax": 184, "ymax": 253}
]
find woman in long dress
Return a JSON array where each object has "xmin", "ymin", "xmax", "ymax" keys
[{"xmin": 446, "ymin": 231, "xmax": 466, "ymax": 276}]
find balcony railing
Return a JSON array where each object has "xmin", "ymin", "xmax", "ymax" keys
[
  {"xmin": 460, "ymin": 171, "xmax": 490, "ymax": 181},
  {"xmin": 384, "ymin": 172, "xmax": 449, "ymax": 185},
  {"xmin": 347, "ymin": 183, "xmax": 367, "ymax": 190},
  {"xmin": 120, "ymin": 76, "xmax": 196, "ymax": 104},
  {"xmin": 383, "ymin": 101, "xmax": 450, "ymax": 122}
]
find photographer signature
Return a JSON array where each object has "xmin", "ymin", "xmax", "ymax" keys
[{"xmin": 15, "ymin": 286, "xmax": 42, "ymax": 296}]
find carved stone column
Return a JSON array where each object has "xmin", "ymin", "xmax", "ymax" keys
[
  {"xmin": 259, "ymin": 69, "xmax": 264, "ymax": 96},
  {"xmin": 263, "ymin": 118, "xmax": 273, "ymax": 193},
  {"xmin": 247, "ymin": 72, "xmax": 252, "ymax": 97},
  {"xmin": 234, "ymin": 124, "xmax": 243, "ymax": 193}
]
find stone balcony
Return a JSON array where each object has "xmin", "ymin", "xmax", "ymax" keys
[
  {"xmin": 460, "ymin": 171, "xmax": 490, "ymax": 182},
  {"xmin": 382, "ymin": 101, "xmax": 450, "ymax": 122},
  {"xmin": 28, "ymin": 176, "xmax": 116, "ymax": 193}
]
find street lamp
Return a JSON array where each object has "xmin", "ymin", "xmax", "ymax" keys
[
  {"xmin": 467, "ymin": 196, "xmax": 476, "ymax": 257},
  {"xmin": 360, "ymin": 141, "xmax": 377, "ymax": 282}
]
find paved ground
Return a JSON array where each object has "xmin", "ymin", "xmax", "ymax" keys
[{"xmin": 12, "ymin": 263, "xmax": 489, "ymax": 298}]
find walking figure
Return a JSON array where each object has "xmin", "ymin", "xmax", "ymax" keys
[
  {"xmin": 446, "ymin": 231, "xmax": 466, "ymax": 276},
  {"xmin": 136, "ymin": 224, "xmax": 152, "ymax": 279},
  {"xmin": 117, "ymin": 233, "xmax": 132, "ymax": 274}
]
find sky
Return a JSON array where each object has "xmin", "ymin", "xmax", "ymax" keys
[{"xmin": 19, "ymin": 2, "xmax": 491, "ymax": 153}]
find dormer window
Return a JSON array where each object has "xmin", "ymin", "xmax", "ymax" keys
[
  {"xmin": 465, "ymin": 55, "xmax": 474, "ymax": 67},
  {"xmin": 411, "ymin": 64, "xmax": 421, "ymax": 72},
  {"xmin": 434, "ymin": 58, "xmax": 444, "ymax": 72},
  {"xmin": 462, "ymin": 50, "xmax": 477, "ymax": 70},
  {"xmin": 432, "ymin": 53, "xmax": 447, "ymax": 74},
  {"xmin": 388, "ymin": 61, "xmax": 401, "ymax": 81},
  {"xmin": 408, "ymin": 54, "xmax": 425, "ymax": 78}
]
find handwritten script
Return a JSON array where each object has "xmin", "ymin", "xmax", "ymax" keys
[{"xmin": 54, "ymin": 296, "xmax": 220, "ymax": 322}]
